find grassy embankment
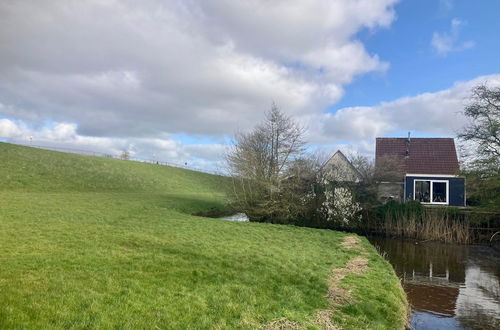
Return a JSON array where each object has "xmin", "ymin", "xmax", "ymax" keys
[{"xmin": 0, "ymin": 142, "xmax": 407, "ymax": 329}]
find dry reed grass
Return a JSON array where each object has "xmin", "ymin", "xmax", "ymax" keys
[{"xmin": 382, "ymin": 208, "xmax": 472, "ymax": 244}]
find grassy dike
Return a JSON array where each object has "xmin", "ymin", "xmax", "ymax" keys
[{"xmin": 0, "ymin": 142, "xmax": 408, "ymax": 329}]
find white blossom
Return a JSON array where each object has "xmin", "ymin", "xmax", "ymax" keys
[{"xmin": 321, "ymin": 184, "xmax": 361, "ymax": 225}]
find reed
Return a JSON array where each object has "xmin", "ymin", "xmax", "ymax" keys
[{"xmin": 380, "ymin": 208, "xmax": 472, "ymax": 243}]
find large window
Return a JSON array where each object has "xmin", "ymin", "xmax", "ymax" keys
[{"xmin": 414, "ymin": 180, "xmax": 448, "ymax": 205}]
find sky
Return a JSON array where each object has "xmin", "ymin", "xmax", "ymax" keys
[{"xmin": 1, "ymin": 0, "xmax": 499, "ymax": 170}]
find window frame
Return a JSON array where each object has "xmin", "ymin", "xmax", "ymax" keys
[{"xmin": 413, "ymin": 179, "xmax": 449, "ymax": 205}]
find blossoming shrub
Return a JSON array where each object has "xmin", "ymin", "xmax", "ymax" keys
[{"xmin": 321, "ymin": 183, "xmax": 362, "ymax": 227}]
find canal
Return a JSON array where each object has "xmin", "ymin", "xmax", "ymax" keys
[{"xmin": 368, "ymin": 237, "xmax": 500, "ymax": 329}]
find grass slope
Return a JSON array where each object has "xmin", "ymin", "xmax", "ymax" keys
[{"xmin": 0, "ymin": 143, "xmax": 407, "ymax": 329}]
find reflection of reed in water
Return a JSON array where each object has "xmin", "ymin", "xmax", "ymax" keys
[{"xmin": 369, "ymin": 237, "xmax": 468, "ymax": 283}]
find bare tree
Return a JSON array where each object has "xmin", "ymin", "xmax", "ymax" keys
[
  {"xmin": 120, "ymin": 150, "xmax": 131, "ymax": 160},
  {"xmin": 347, "ymin": 153, "xmax": 374, "ymax": 183},
  {"xmin": 458, "ymin": 84, "xmax": 500, "ymax": 170},
  {"xmin": 264, "ymin": 104, "xmax": 307, "ymax": 178},
  {"xmin": 227, "ymin": 104, "xmax": 306, "ymax": 221},
  {"xmin": 374, "ymin": 155, "xmax": 405, "ymax": 182},
  {"xmin": 458, "ymin": 84, "xmax": 500, "ymax": 209},
  {"xmin": 345, "ymin": 153, "xmax": 406, "ymax": 184},
  {"xmin": 227, "ymin": 104, "xmax": 305, "ymax": 188}
]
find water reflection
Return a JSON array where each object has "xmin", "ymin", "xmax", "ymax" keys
[{"xmin": 368, "ymin": 237, "xmax": 500, "ymax": 329}]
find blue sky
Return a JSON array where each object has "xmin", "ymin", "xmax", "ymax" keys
[
  {"xmin": 1, "ymin": 0, "xmax": 499, "ymax": 166},
  {"xmin": 334, "ymin": 0, "xmax": 500, "ymax": 109}
]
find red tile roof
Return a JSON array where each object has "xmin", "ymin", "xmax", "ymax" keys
[{"xmin": 375, "ymin": 138, "xmax": 460, "ymax": 175}]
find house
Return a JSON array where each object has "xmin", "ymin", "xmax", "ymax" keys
[
  {"xmin": 322, "ymin": 150, "xmax": 361, "ymax": 182},
  {"xmin": 375, "ymin": 136, "xmax": 466, "ymax": 206}
]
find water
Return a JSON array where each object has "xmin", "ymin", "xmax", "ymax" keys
[
  {"xmin": 368, "ymin": 236, "xmax": 500, "ymax": 329},
  {"xmin": 219, "ymin": 213, "xmax": 249, "ymax": 222}
]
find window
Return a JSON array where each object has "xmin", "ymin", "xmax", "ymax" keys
[
  {"xmin": 415, "ymin": 180, "xmax": 430, "ymax": 203},
  {"xmin": 414, "ymin": 180, "xmax": 448, "ymax": 205},
  {"xmin": 432, "ymin": 182, "xmax": 447, "ymax": 203}
]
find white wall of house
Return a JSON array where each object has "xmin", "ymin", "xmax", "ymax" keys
[{"xmin": 323, "ymin": 151, "xmax": 360, "ymax": 182}]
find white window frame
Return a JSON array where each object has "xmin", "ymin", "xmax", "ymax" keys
[{"xmin": 413, "ymin": 179, "xmax": 449, "ymax": 205}]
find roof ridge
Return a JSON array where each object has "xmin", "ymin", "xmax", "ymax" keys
[{"xmin": 376, "ymin": 137, "xmax": 454, "ymax": 139}]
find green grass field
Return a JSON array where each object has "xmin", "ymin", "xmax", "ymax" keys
[{"xmin": 0, "ymin": 142, "xmax": 407, "ymax": 329}]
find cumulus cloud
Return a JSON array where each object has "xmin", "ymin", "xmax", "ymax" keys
[
  {"xmin": 303, "ymin": 74, "xmax": 500, "ymax": 156},
  {"xmin": 0, "ymin": 0, "xmax": 397, "ymax": 138},
  {"xmin": 2, "ymin": 1, "xmax": 496, "ymax": 168},
  {"xmin": 2, "ymin": 74, "xmax": 499, "ymax": 167},
  {"xmin": 431, "ymin": 18, "xmax": 475, "ymax": 56},
  {"xmin": 0, "ymin": 119, "xmax": 23, "ymax": 138},
  {"xmin": 0, "ymin": 118, "xmax": 227, "ymax": 170}
]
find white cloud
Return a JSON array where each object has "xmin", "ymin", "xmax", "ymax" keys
[
  {"xmin": 3, "ymin": 74, "xmax": 499, "ymax": 168},
  {"xmin": 0, "ymin": 0, "xmax": 397, "ymax": 138},
  {"xmin": 0, "ymin": 119, "xmax": 23, "ymax": 138},
  {"xmin": 431, "ymin": 18, "xmax": 475, "ymax": 56},
  {"xmin": 1, "ymin": 1, "xmax": 496, "ymax": 169},
  {"xmin": 0, "ymin": 118, "xmax": 228, "ymax": 171},
  {"xmin": 304, "ymin": 73, "xmax": 500, "ymax": 146}
]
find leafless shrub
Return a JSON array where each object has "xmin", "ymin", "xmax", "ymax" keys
[{"xmin": 120, "ymin": 150, "xmax": 131, "ymax": 160}]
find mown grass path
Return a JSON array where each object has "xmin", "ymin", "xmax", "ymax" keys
[{"xmin": 0, "ymin": 143, "xmax": 407, "ymax": 329}]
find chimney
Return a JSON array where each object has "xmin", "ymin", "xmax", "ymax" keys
[{"xmin": 405, "ymin": 132, "xmax": 411, "ymax": 158}]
